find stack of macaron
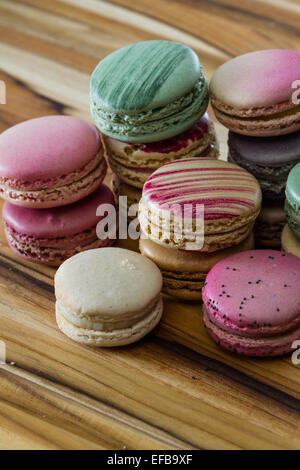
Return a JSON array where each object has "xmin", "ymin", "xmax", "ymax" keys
[
  {"xmin": 139, "ymin": 157, "xmax": 262, "ymax": 300},
  {"xmin": 0, "ymin": 115, "xmax": 116, "ymax": 265},
  {"xmin": 210, "ymin": 49, "xmax": 300, "ymax": 248},
  {"xmin": 282, "ymin": 162, "xmax": 300, "ymax": 258},
  {"xmin": 90, "ymin": 40, "xmax": 218, "ymax": 219}
]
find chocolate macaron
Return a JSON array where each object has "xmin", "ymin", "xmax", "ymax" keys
[
  {"xmin": 254, "ymin": 200, "xmax": 286, "ymax": 249},
  {"xmin": 228, "ymin": 130, "xmax": 300, "ymax": 200}
]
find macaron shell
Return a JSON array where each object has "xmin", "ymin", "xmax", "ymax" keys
[
  {"xmin": 55, "ymin": 248, "xmax": 163, "ymax": 318},
  {"xmin": 0, "ymin": 116, "xmax": 101, "ymax": 181},
  {"xmin": 2, "ymin": 184, "xmax": 115, "ymax": 239},
  {"xmin": 282, "ymin": 224, "xmax": 300, "ymax": 258},
  {"xmin": 6, "ymin": 233, "xmax": 113, "ymax": 266},
  {"xmin": 203, "ymin": 306, "xmax": 300, "ymax": 357},
  {"xmin": 210, "ymin": 49, "xmax": 300, "ymax": 111},
  {"xmin": 90, "ymin": 40, "xmax": 201, "ymax": 112},
  {"xmin": 56, "ymin": 296, "xmax": 163, "ymax": 347},
  {"xmin": 228, "ymin": 131, "xmax": 300, "ymax": 167},
  {"xmin": 213, "ymin": 106, "xmax": 300, "ymax": 137},
  {"xmin": 108, "ymin": 144, "xmax": 217, "ymax": 189},
  {"xmin": 0, "ymin": 156, "xmax": 107, "ymax": 209},
  {"xmin": 139, "ymin": 232, "xmax": 255, "ymax": 274},
  {"xmin": 202, "ymin": 250, "xmax": 300, "ymax": 338}
]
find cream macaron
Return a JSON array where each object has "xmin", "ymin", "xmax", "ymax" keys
[{"xmin": 55, "ymin": 248, "xmax": 163, "ymax": 347}]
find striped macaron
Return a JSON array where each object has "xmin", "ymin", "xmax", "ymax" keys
[{"xmin": 139, "ymin": 158, "xmax": 262, "ymax": 252}]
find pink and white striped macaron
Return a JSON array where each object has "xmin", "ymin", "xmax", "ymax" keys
[{"xmin": 139, "ymin": 158, "xmax": 262, "ymax": 252}]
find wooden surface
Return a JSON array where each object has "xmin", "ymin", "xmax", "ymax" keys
[{"xmin": 0, "ymin": 0, "xmax": 300, "ymax": 450}]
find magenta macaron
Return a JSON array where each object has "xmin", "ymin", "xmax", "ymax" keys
[
  {"xmin": 0, "ymin": 115, "xmax": 107, "ymax": 208},
  {"xmin": 202, "ymin": 250, "xmax": 300, "ymax": 357},
  {"xmin": 2, "ymin": 184, "xmax": 116, "ymax": 266}
]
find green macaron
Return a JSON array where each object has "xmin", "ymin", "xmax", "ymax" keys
[
  {"xmin": 285, "ymin": 162, "xmax": 300, "ymax": 238},
  {"xmin": 90, "ymin": 40, "xmax": 208, "ymax": 143}
]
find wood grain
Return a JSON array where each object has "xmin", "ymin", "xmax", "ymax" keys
[{"xmin": 0, "ymin": 0, "xmax": 299, "ymax": 450}]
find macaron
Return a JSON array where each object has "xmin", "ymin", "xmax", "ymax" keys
[
  {"xmin": 3, "ymin": 185, "xmax": 116, "ymax": 266},
  {"xmin": 139, "ymin": 158, "xmax": 262, "ymax": 252},
  {"xmin": 105, "ymin": 113, "xmax": 218, "ymax": 189},
  {"xmin": 228, "ymin": 131, "xmax": 300, "ymax": 200},
  {"xmin": 254, "ymin": 199, "xmax": 286, "ymax": 249},
  {"xmin": 210, "ymin": 49, "xmax": 300, "ymax": 136},
  {"xmin": 285, "ymin": 162, "xmax": 300, "ymax": 238},
  {"xmin": 202, "ymin": 250, "xmax": 300, "ymax": 357},
  {"xmin": 90, "ymin": 40, "xmax": 209, "ymax": 143},
  {"xmin": 111, "ymin": 174, "xmax": 141, "ymax": 220},
  {"xmin": 139, "ymin": 233, "xmax": 254, "ymax": 301},
  {"xmin": 281, "ymin": 224, "xmax": 300, "ymax": 258},
  {"xmin": 0, "ymin": 116, "xmax": 107, "ymax": 208},
  {"xmin": 55, "ymin": 248, "xmax": 163, "ymax": 346}
]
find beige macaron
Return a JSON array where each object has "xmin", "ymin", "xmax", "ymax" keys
[{"xmin": 55, "ymin": 247, "xmax": 163, "ymax": 346}]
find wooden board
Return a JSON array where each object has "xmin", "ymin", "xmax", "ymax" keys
[{"xmin": 0, "ymin": 0, "xmax": 299, "ymax": 450}]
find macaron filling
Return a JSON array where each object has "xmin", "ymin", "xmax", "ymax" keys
[{"xmin": 4, "ymin": 222, "xmax": 99, "ymax": 248}]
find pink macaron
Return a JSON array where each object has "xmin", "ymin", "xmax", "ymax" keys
[
  {"xmin": 202, "ymin": 250, "xmax": 300, "ymax": 357},
  {"xmin": 0, "ymin": 116, "xmax": 107, "ymax": 208},
  {"xmin": 2, "ymin": 184, "xmax": 116, "ymax": 265},
  {"xmin": 210, "ymin": 49, "xmax": 300, "ymax": 136}
]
